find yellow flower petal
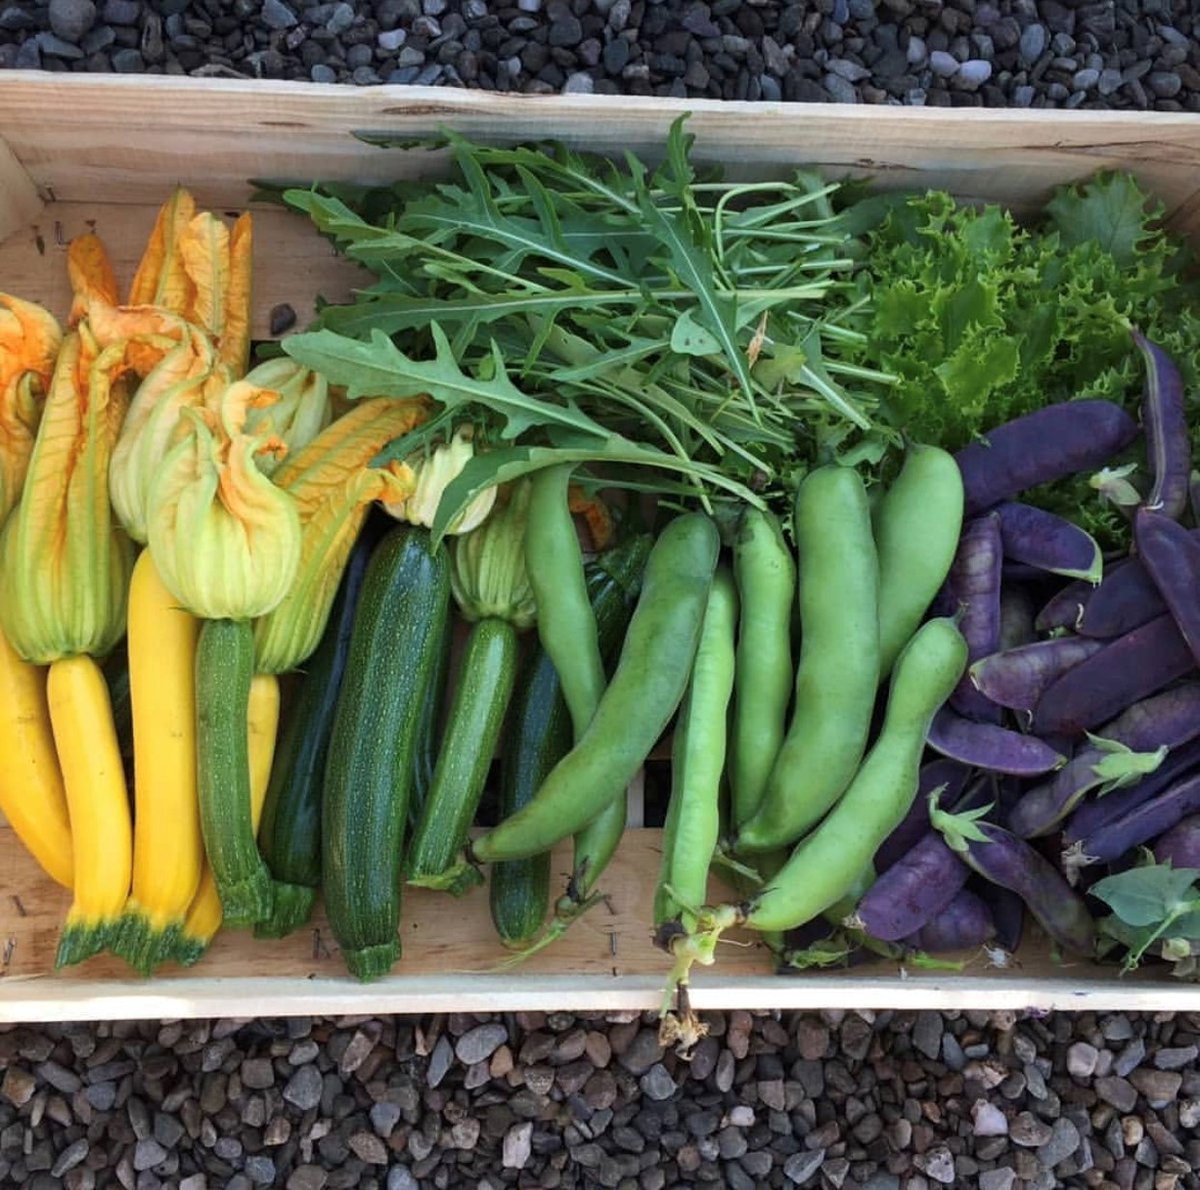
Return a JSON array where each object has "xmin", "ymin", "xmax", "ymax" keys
[
  {"xmin": 127, "ymin": 187, "xmax": 197, "ymax": 311},
  {"xmin": 66, "ymin": 234, "xmax": 120, "ymax": 327}
]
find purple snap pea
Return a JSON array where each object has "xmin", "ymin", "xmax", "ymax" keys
[
  {"xmin": 954, "ymin": 399, "xmax": 1139, "ymax": 517},
  {"xmin": 1072, "ymin": 770, "xmax": 1200, "ymax": 868},
  {"xmin": 999, "ymin": 586, "xmax": 1038, "ymax": 651},
  {"xmin": 969, "ymin": 636, "xmax": 1105, "ymax": 718},
  {"xmin": 1154, "ymin": 814, "xmax": 1200, "ymax": 870},
  {"xmin": 904, "ymin": 888, "xmax": 996, "ymax": 953},
  {"xmin": 874, "ymin": 759, "xmax": 972, "ymax": 873},
  {"xmin": 996, "ymin": 502, "xmax": 1103, "ymax": 583},
  {"xmin": 926, "ymin": 707, "xmax": 1067, "ymax": 776},
  {"xmin": 854, "ymin": 832, "xmax": 970, "ymax": 942},
  {"xmin": 946, "ymin": 821, "xmax": 1096, "ymax": 957},
  {"xmin": 1134, "ymin": 330, "xmax": 1190, "ymax": 522},
  {"xmin": 1076, "ymin": 556, "xmax": 1166, "ymax": 640},
  {"xmin": 1033, "ymin": 613, "xmax": 1196, "ymax": 737},
  {"xmin": 1035, "ymin": 577, "xmax": 1097, "ymax": 634},
  {"xmin": 1135, "ymin": 509, "xmax": 1200, "ymax": 669},
  {"xmin": 989, "ymin": 886, "xmax": 1025, "ymax": 953},
  {"xmin": 947, "ymin": 512, "xmax": 1004, "ymax": 723}
]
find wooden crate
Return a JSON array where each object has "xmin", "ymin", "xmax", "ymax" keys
[{"xmin": 2, "ymin": 74, "xmax": 1200, "ymax": 1022}]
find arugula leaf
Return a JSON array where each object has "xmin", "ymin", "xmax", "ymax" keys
[{"xmin": 282, "ymin": 325, "xmax": 607, "ymax": 441}]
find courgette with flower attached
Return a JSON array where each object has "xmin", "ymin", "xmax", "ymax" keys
[{"xmin": 407, "ymin": 480, "xmax": 535, "ymax": 895}]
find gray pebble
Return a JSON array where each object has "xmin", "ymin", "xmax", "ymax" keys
[
  {"xmin": 48, "ymin": 0, "xmax": 96, "ymax": 42},
  {"xmin": 244, "ymin": 1156, "xmax": 276, "ymax": 1185},
  {"xmin": 1148, "ymin": 70, "xmax": 1183, "ymax": 98},
  {"xmin": 921, "ymin": 1145, "xmax": 956, "ymax": 1184},
  {"xmin": 387, "ymin": 1169, "xmax": 418, "ymax": 1190},
  {"xmin": 973, "ymin": 1100, "xmax": 1008, "ymax": 1136},
  {"xmin": 1067, "ymin": 1042, "xmax": 1099, "ymax": 1079},
  {"xmin": 957, "ymin": 59, "xmax": 992, "ymax": 88},
  {"xmin": 1115, "ymin": 1038, "xmax": 1146, "ymax": 1077},
  {"xmin": 549, "ymin": 14, "xmax": 583, "ymax": 48},
  {"xmin": 1038, "ymin": 1116, "xmax": 1080, "ymax": 1168},
  {"xmin": 823, "ymin": 72, "xmax": 859, "ymax": 102},
  {"xmin": 1019, "ymin": 22, "xmax": 1047, "ymax": 64},
  {"xmin": 618, "ymin": 1031, "xmax": 662, "ymax": 1076},
  {"xmin": 50, "ymin": 1139, "xmax": 89, "ymax": 1178},
  {"xmin": 912, "ymin": 1012, "xmax": 943, "ymax": 1061},
  {"xmin": 1096, "ymin": 1076, "xmax": 1139, "ymax": 1113},
  {"xmin": 378, "ymin": 28, "xmax": 406, "ymax": 51},
  {"xmin": 286, "ymin": 1167, "xmax": 328, "ymax": 1190},
  {"xmin": 784, "ymin": 1148, "xmax": 826, "ymax": 1184},
  {"xmin": 827, "ymin": 58, "xmax": 871, "ymax": 82},
  {"xmin": 979, "ymin": 1170, "xmax": 1016, "ymax": 1190},
  {"xmin": 262, "ymin": 0, "xmax": 298, "ymax": 31},
  {"xmin": 640, "ymin": 1064, "xmax": 676, "ymax": 1102},
  {"xmin": 111, "ymin": 46, "xmax": 144, "ymax": 71},
  {"xmin": 37, "ymin": 32, "xmax": 85, "ymax": 59},
  {"xmin": 282, "ymin": 1065, "xmax": 323, "ymax": 1111},
  {"xmin": 502, "ymin": 1121, "xmax": 532, "ymax": 1169},
  {"xmin": 1155, "ymin": 1045, "xmax": 1198, "ymax": 1070},
  {"xmin": 132, "ymin": 1139, "xmax": 167, "ymax": 1173},
  {"xmin": 929, "ymin": 50, "xmax": 959, "ymax": 78},
  {"xmin": 427, "ymin": 1034, "xmax": 454, "ymax": 1088}
]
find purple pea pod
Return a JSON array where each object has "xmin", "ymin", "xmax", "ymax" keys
[
  {"xmin": 904, "ymin": 888, "xmax": 996, "ymax": 953},
  {"xmin": 950, "ymin": 822, "xmax": 1096, "ymax": 957},
  {"xmin": 1076, "ymin": 556, "xmax": 1166, "ymax": 640},
  {"xmin": 1033, "ymin": 613, "xmax": 1196, "ymax": 737},
  {"xmin": 1135, "ymin": 509, "xmax": 1200, "ymax": 669},
  {"xmin": 1154, "ymin": 814, "xmax": 1200, "ymax": 870},
  {"xmin": 854, "ymin": 833, "xmax": 970, "ymax": 942},
  {"xmin": 947, "ymin": 512, "xmax": 1004, "ymax": 723},
  {"xmin": 926, "ymin": 707, "xmax": 1067, "ymax": 776},
  {"xmin": 955, "ymin": 399, "xmax": 1139, "ymax": 517},
  {"xmin": 1191, "ymin": 471, "xmax": 1200, "ymax": 525},
  {"xmin": 969, "ymin": 637, "xmax": 1105, "ymax": 718},
  {"xmin": 1072, "ymin": 770, "xmax": 1200, "ymax": 867},
  {"xmin": 1012, "ymin": 683, "xmax": 1200, "ymax": 838},
  {"xmin": 1035, "ymin": 578, "xmax": 1096, "ymax": 634},
  {"xmin": 1135, "ymin": 330, "xmax": 1190, "ymax": 521},
  {"xmin": 1101, "ymin": 681, "xmax": 1200, "ymax": 752},
  {"xmin": 989, "ymin": 886, "xmax": 1025, "ymax": 952},
  {"xmin": 1064, "ymin": 735, "xmax": 1200, "ymax": 848},
  {"xmin": 874, "ymin": 759, "xmax": 972, "ymax": 873},
  {"xmin": 996, "ymin": 502, "xmax": 1103, "ymax": 583},
  {"xmin": 999, "ymin": 586, "xmax": 1038, "ymax": 651}
]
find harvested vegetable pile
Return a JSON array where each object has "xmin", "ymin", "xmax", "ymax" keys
[{"xmin": 4, "ymin": 120, "xmax": 1200, "ymax": 1045}]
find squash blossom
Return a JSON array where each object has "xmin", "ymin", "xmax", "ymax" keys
[
  {"xmin": 450, "ymin": 478, "xmax": 536, "ymax": 628},
  {"xmin": 240, "ymin": 358, "xmax": 333, "ymax": 476},
  {"xmin": 382, "ymin": 424, "xmax": 497, "ymax": 536},
  {"xmin": 0, "ymin": 323, "xmax": 135, "ymax": 664},
  {"xmin": 66, "ymin": 232, "xmax": 119, "ymax": 327},
  {"xmin": 0, "ymin": 294, "xmax": 63, "ymax": 524},
  {"xmin": 254, "ymin": 396, "xmax": 427, "ymax": 674},
  {"xmin": 147, "ymin": 380, "xmax": 302, "ymax": 622}
]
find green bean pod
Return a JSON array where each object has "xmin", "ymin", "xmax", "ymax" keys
[
  {"xmin": 468, "ymin": 512, "xmax": 721, "ymax": 867},
  {"xmin": 874, "ymin": 444, "xmax": 965, "ymax": 678},
  {"xmin": 729, "ymin": 508, "xmax": 796, "ymax": 829},
  {"xmin": 736, "ymin": 466, "xmax": 880, "ymax": 854},
  {"xmin": 525, "ymin": 464, "xmax": 606, "ymax": 740},
  {"xmin": 655, "ymin": 566, "xmax": 738, "ymax": 930},
  {"xmin": 741, "ymin": 616, "xmax": 967, "ymax": 934}
]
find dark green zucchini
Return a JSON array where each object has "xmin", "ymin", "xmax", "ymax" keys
[
  {"xmin": 322, "ymin": 526, "xmax": 451, "ymax": 981},
  {"xmin": 255, "ymin": 525, "xmax": 377, "ymax": 939},
  {"xmin": 488, "ymin": 542, "xmax": 650, "ymax": 948}
]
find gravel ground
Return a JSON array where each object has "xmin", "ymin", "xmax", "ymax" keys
[
  {"xmin": 0, "ymin": 1, "xmax": 1195, "ymax": 110},
  {"xmin": 3, "ymin": 1008, "xmax": 1200, "ymax": 1189}
]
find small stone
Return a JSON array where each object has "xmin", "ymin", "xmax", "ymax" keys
[
  {"xmin": 1073, "ymin": 67, "xmax": 1099, "ymax": 91},
  {"xmin": 1179, "ymin": 1098, "xmax": 1200, "ymax": 1129},
  {"xmin": 921, "ymin": 1145, "xmax": 956, "ymax": 1185},
  {"xmin": 282, "ymin": 1066, "xmax": 323, "ymax": 1112},
  {"xmin": 1068, "ymin": 1043, "xmax": 1099, "ymax": 1079},
  {"xmin": 387, "ymin": 1170, "xmax": 418, "ymax": 1190},
  {"xmin": 245, "ymin": 1156, "xmax": 276, "ymax": 1185},
  {"xmin": 503, "ymin": 1122, "xmax": 532, "ymax": 1169},
  {"xmin": 349, "ymin": 1132, "xmax": 387, "ymax": 1164},
  {"xmin": 1019, "ymin": 22, "xmax": 1047, "ymax": 64},
  {"xmin": 1038, "ymin": 1117, "xmax": 1081, "ymax": 1168},
  {"xmin": 1148, "ymin": 72, "xmax": 1182, "ymax": 99},
  {"xmin": 101, "ymin": 0, "xmax": 139, "ymax": 21},
  {"xmin": 456, "ymin": 1024, "xmax": 508, "ymax": 1067},
  {"xmin": 240, "ymin": 1059, "xmax": 274, "ymax": 1090},
  {"xmin": 262, "ymin": 0, "xmax": 298, "ymax": 30},
  {"xmin": 929, "ymin": 50, "xmax": 959, "ymax": 78},
  {"xmin": 111, "ymin": 47, "xmax": 144, "ymax": 71},
  {"xmin": 154, "ymin": 1113, "xmax": 184, "ymax": 1149},
  {"xmin": 784, "ymin": 1148, "xmax": 826, "ymax": 1184},
  {"xmin": 824, "ymin": 73, "xmax": 858, "ymax": 103},
  {"xmin": 1155, "ymin": 1046, "xmax": 1198, "ymax": 1071},
  {"xmin": 49, "ymin": 0, "xmax": 96, "ymax": 42},
  {"xmin": 957, "ymin": 59, "xmax": 992, "ymax": 88},
  {"xmin": 369, "ymin": 1101, "xmax": 401, "ymax": 1138},
  {"xmin": 311, "ymin": 64, "xmax": 337, "ymax": 84},
  {"xmin": 979, "ymin": 1170, "xmax": 1016, "ymax": 1190},
  {"xmin": 1011, "ymin": 1112, "xmax": 1054, "ymax": 1147},
  {"xmin": 2, "ymin": 1067, "xmax": 35, "ymax": 1106},
  {"xmin": 286, "ymin": 1167, "xmax": 327, "ymax": 1190},
  {"xmin": 1131, "ymin": 1068, "xmax": 1183, "ymax": 1106},
  {"xmin": 973, "ymin": 1100, "xmax": 1009, "ymax": 1136},
  {"xmin": 133, "ymin": 1139, "xmax": 167, "ymax": 1172},
  {"xmin": 618, "ymin": 1031, "xmax": 662, "ymax": 1076},
  {"xmin": 563, "ymin": 72, "xmax": 594, "ymax": 94},
  {"xmin": 913, "ymin": 1012, "xmax": 943, "ymax": 1061},
  {"xmin": 548, "ymin": 14, "xmax": 582, "ymax": 47},
  {"xmin": 640, "ymin": 1064, "xmax": 676, "ymax": 1102},
  {"xmin": 427, "ymin": 1035, "xmax": 454, "ymax": 1088},
  {"xmin": 1115, "ymin": 1040, "xmax": 1146, "ymax": 1078},
  {"xmin": 51, "ymin": 1139, "xmax": 89, "ymax": 1178},
  {"xmin": 795, "ymin": 1020, "xmax": 829, "ymax": 1062},
  {"xmin": 1097, "ymin": 1077, "xmax": 1139, "ymax": 1113}
]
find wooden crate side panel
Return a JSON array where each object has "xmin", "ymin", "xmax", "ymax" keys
[
  {"xmin": 0, "ymin": 133, "xmax": 42, "ymax": 244},
  {"xmin": 3, "ymin": 825, "xmax": 1199, "ymax": 1021},
  {"xmin": 1, "ymin": 75, "xmax": 1200, "ymax": 236}
]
